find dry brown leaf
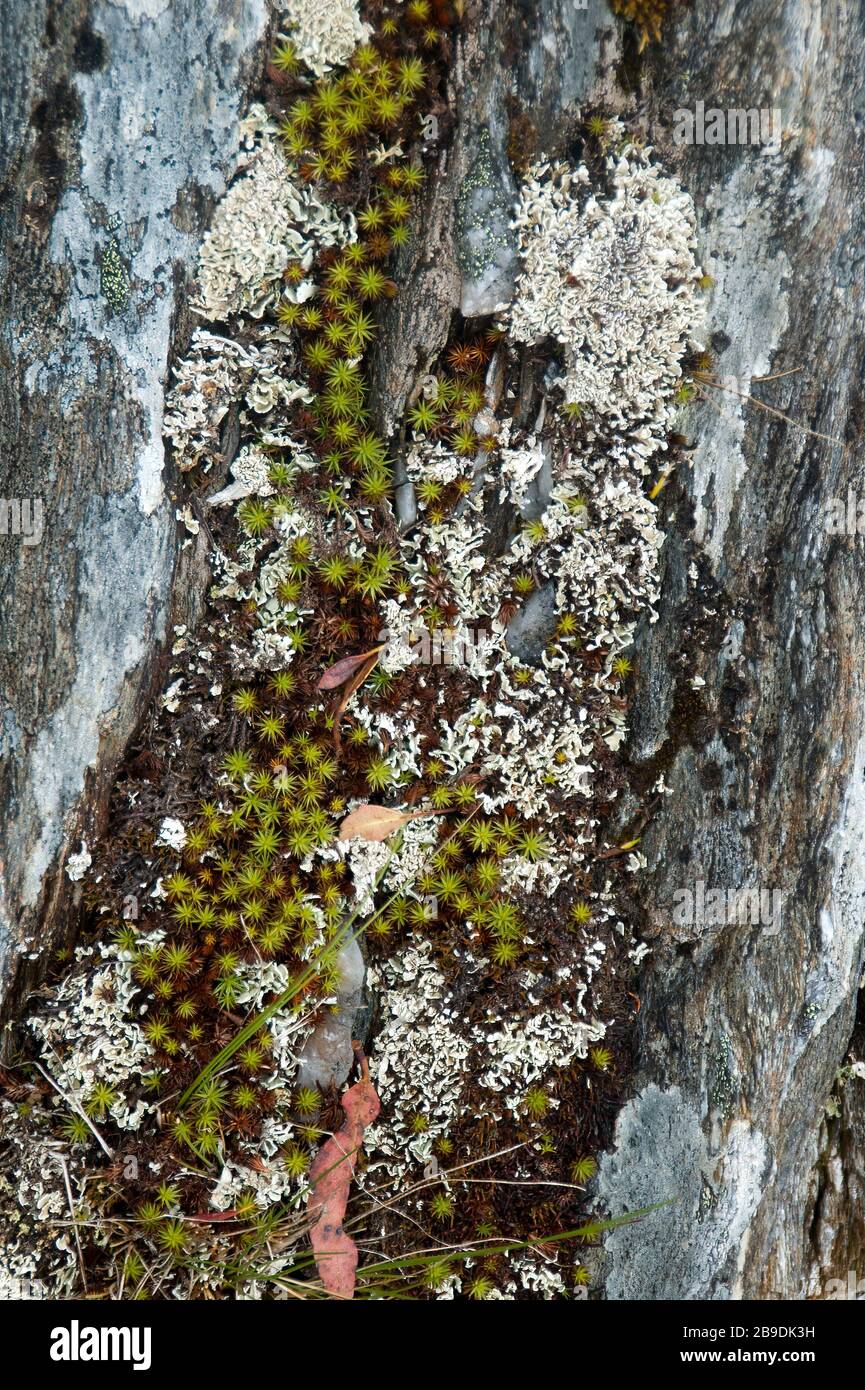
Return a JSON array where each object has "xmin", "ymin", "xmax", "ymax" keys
[
  {"xmin": 331, "ymin": 650, "xmax": 382, "ymax": 752},
  {"xmin": 338, "ymin": 803, "xmax": 448, "ymax": 842},
  {"xmin": 316, "ymin": 645, "xmax": 384, "ymax": 691},
  {"xmin": 307, "ymin": 1046, "xmax": 381, "ymax": 1299}
]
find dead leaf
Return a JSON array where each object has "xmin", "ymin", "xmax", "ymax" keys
[
  {"xmin": 316, "ymin": 646, "xmax": 384, "ymax": 692},
  {"xmin": 338, "ymin": 803, "xmax": 448, "ymax": 843},
  {"xmin": 332, "ymin": 650, "xmax": 382, "ymax": 752},
  {"xmin": 307, "ymin": 1045, "xmax": 381, "ymax": 1299}
]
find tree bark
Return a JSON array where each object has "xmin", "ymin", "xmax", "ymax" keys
[
  {"xmin": 3, "ymin": 0, "xmax": 863, "ymax": 1301},
  {"xmin": 591, "ymin": 0, "xmax": 865, "ymax": 1302},
  {"xmin": 0, "ymin": 0, "xmax": 274, "ymax": 1028}
]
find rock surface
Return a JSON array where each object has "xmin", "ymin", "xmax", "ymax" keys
[{"xmin": 296, "ymin": 938, "xmax": 367, "ymax": 1092}]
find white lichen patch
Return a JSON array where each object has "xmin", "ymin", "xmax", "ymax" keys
[
  {"xmin": 509, "ymin": 150, "xmax": 704, "ymax": 455},
  {"xmin": 207, "ymin": 444, "xmax": 276, "ymax": 507},
  {"xmin": 210, "ymin": 1156, "xmax": 298, "ymax": 1212},
  {"xmin": 488, "ymin": 1251, "xmax": 571, "ymax": 1300},
  {"xmin": 478, "ymin": 999, "xmax": 606, "ymax": 1113},
  {"xmin": 405, "ymin": 438, "xmax": 475, "ymax": 498},
  {"xmin": 497, "ymin": 436, "xmax": 547, "ymax": 509},
  {"xmin": 0, "ymin": 940, "xmax": 161, "ymax": 1294},
  {"xmin": 28, "ymin": 944, "xmax": 153, "ymax": 1131},
  {"xmin": 0, "ymin": 1111, "xmax": 80, "ymax": 1299},
  {"xmin": 155, "ymin": 816, "xmax": 187, "ymax": 851},
  {"xmin": 163, "ymin": 328, "xmax": 310, "ymax": 473},
  {"xmin": 365, "ymin": 943, "xmax": 476, "ymax": 1173},
  {"xmin": 281, "ymin": 0, "xmax": 372, "ymax": 76},
  {"xmin": 366, "ymin": 941, "xmax": 606, "ymax": 1180},
  {"xmin": 193, "ymin": 109, "xmax": 352, "ymax": 320},
  {"xmin": 65, "ymin": 841, "xmax": 91, "ymax": 882}
]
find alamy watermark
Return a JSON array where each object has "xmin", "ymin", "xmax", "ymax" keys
[
  {"xmin": 821, "ymin": 1269, "xmax": 865, "ymax": 1300},
  {"xmin": 5, "ymin": 1275, "xmax": 47, "ymax": 1298},
  {"xmin": 673, "ymin": 101, "xmax": 781, "ymax": 148},
  {"xmin": 823, "ymin": 488, "xmax": 865, "ymax": 535},
  {"xmin": 671, "ymin": 880, "xmax": 784, "ymax": 934},
  {"xmin": 0, "ymin": 497, "xmax": 43, "ymax": 546},
  {"xmin": 710, "ymin": 372, "xmax": 753, "ymax": 398},
  {"xmin": 378, "ymin": 624, "xmax": 493, "ymax": 668},
  {"xmin": 50, "ymin": 1320, "xmax": 151, "ymax": 1370}
]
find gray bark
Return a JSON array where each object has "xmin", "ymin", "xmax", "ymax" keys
[
  {"xmin": 0, "ymin": 0, "xmax": 273, "ymax": 1025},
  {"xmin": 594, "ymin": 0, "xmax": 865, "ymax": 1302}
]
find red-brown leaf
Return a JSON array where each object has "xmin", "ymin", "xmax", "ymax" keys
[
  {"xmin": 307, "ymin": 1047, "xmax": 381, "ymax": 1299},
  {"xmin": 332, "ymin": 650, "xmax": 384, "ymax": 754},
  {"xmin": 316, "ymin": 646, "xmax": 384, "ymax": 691}
]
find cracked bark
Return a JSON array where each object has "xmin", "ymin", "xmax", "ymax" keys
[{"xmin": 595, "ymin": 0, "xmax": 865, "ymax": 1302}]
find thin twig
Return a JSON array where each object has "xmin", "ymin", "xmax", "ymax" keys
[
  {"xmin": 694, "ymin": 375, "xmax": 846, "ymax": 449},
  {"xmin": 33, "ymin": 1060, "xmax": 113, "ymax": 1159},
  {"xmin": 57, "ymin": 1151, "xmax": 88, "ymax": 1294}
]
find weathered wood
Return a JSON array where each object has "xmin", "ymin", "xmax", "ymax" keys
[{"xmin": 594, "ymin": 0, "xmax": 865, "ymax": 1300}]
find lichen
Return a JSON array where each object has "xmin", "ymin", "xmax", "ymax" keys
[
  {"xmin": 192, "ymin": 108, "xmax": 352, "ymax": 321},
  {"xmin": 710, "ymin": 1033, "xmax": 737, "ymax": 1118},
  {"xmin": 28, "ymin": 943, "xmax": 154, "ymax": 1130},
  {"xmin": 509, "ymin": 152, "xmax": 704, "ymax": 453},
  {"xmin": 279, "ymin": 0, "xmax": 372, "ymax": 77},
  {"xmin": 457, "ymin": 129, "xmax": 517, "ymax": 316},
  {"xmin": 99, "ymin": 233, "xmax": 131, "ymax": 315},
  {"xmin": 162, "ymin": 328, "xmax": 310, "ymax": 473}
]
